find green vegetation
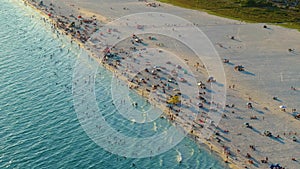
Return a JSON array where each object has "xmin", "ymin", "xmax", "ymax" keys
[{"xmin": 158, "ymin": 0, "xmax": 300, "ymax": 30}]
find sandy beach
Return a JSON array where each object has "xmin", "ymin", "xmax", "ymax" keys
[{"xmin": 21, "ymin": 0, "xmax": 300, "ymax": 168}]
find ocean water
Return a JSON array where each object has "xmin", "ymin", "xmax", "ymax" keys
[{"xmin": 0, "ymin": 0, "xmax": 229, "ymax": 168}]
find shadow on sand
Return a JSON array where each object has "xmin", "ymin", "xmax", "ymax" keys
[
  {"xmin": 241, "ymin": 70, "xmax": 256, "ymax": 76},
  {"xmin": 270, "ymin": 136, "xmax": 285, "ymax": 144},
  {"xmin": 273, "ymin": 98, "xmax": 283, "ymax": 102},
  {"xmin": 205, "ymin": 88, "xmax": 215, "ymax": 94},
  {"xmin": 253, "ymin": 108, "xmax": 265, "ymax": 114},
  {"xmin": 213, "ymin": 81, "xmax": 224, "ymax": 87},
  {"xmin": 226, "ymin": 62, "xmax": 235, "ymax": 66},
  {"xmin": 219, "ymin": 134, "xmax": 231, "ymax": 142},
  {"xmin": 251, "ymin": 127, "xmax": 261, "ymax": 135}
]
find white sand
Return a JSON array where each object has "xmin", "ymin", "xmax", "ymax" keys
[{"xmin": 28, "ymin": 0, "xmax": 300, "ymax": 168}]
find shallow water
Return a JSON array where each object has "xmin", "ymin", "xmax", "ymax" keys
[{"xmin": 0, "ymin": 0, "xmax": 229, "ymax": 168}]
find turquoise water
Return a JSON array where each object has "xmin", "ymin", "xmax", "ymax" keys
[{"xmin": 0, "ymin": 0, "xmax": 229, "ymax": 168}]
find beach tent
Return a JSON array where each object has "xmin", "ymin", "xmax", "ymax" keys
[
  {"xmin": 223, "ymin": 59, "xmax": 229, "ymax": 63},
  {"xmin": 243, "ymin": 122, "xmax": 252, "ymax": 128},
  {"xmin": 234, "ymin": 65, "xmax": 244, "ymax": 71},
  {"xmin": 167, "ymin": 95, "xmax": 180, "ymax": 104},
  {"xmin": 264, "ymin": 130, "xmax": 272, "ymax": 137},
  {"xmin": 247, "ymin": 102, "xmax": 253, "ymax": 108},
  {"xmin": 292, "ymin": 136, "xmax": 297, "ymax": 141},
  {"xmin": 270, "ymin": 163, "xmax": 282, "ymax": 169},
  {"xmin": 197, "ymin": 102, "xmax": 203, "ymax": 108},
  {"xmin": 279, "ymin": 105, "xmax": 287, "ymax": 109},
  {"xmin": 207, "ymin": 76, "xmax": 215, "ymax": 83}
]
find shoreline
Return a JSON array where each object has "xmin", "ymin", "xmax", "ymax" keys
[
  {"xmin": 19, "ymin": 0, "xmax": 300, "ymax": 169},
  {"xmin": 20, "ymin": 0, "xmax": 238, "ymax": 168}
]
